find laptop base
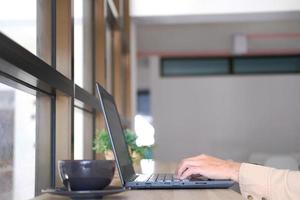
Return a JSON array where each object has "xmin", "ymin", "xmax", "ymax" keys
[{"xmin": 125, "ymin": 173, "xmax": 234, "ymax": 189}]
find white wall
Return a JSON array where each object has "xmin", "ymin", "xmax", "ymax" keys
[
  {"xmin": 131, "ymin": 0, "xmax": 300, "ymax": 17},
  {"xmin": 134, "ymin": 18, "xmax": 300, "ymax": 163},
  {"xmin": 145, "ymin": 56, "xmax": 300, "ymax": 162},
  {"xmin": 137, "ymin": 58, "xmax": 151, "ymax": 90},
  {"xmin": 137, "ymin": 21, "xmax": 300, "ymax": 54}
]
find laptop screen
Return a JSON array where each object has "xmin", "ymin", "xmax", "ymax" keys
[{"xmin": 97, "ymin": 84, "xmax": 135, "ymax": 183}]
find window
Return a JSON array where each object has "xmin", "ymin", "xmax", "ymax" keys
[
  {"xmin": 0, "ymin": 0, "xmax": 131, "ymax": 197},
  {"xmin": 0, "ymin": 1, "xmax": 52, "ymax": 198},
  {"xmin": 73, "ymin": 0, "xmax": 94, "ymax": 160},
  {"xmin": 0, "ymin": 8, "xmax": 99, "ymax": 196},
  {"xmin": 161, "ymin": 58, "xmax": 229, "ymax": 76},
  {"xmin": 234, "ymin": 56, "xmax": 300, "ymax": 74},
  {"xmin": 74, "ymin": 107, "xmax": 93, "ymax": 160},
  {"xmin": 0, "ymin": 0, "xmax": 36, "ymax": 55},
  {"xmin": 161, "ymin": 56, "xmax": 300, "ymax": 76},
  {"xmin": 137, "ymin": 90, "xmax": 150, "ymax": 116},
  {"xmin": 74, "ymin": 0, "xmax": 93, "ymax": 93},
  {"xmin": 0, "ymin": 83, "xmax": 36, "ymax": 200},
  {"xmin": 135, "ymin": 89, "xmax": 154, "ymax": 148}
]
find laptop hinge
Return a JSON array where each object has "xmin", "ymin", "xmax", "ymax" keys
[{"xmin": 128, "ymin": 174, "xmax": 138, "ymax": 182}]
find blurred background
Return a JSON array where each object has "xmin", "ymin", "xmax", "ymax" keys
[
  {"xmin": 0, "ymin": 0, "xmax": 299, "ymax": 199},
  {"xmin": 132, "ymin": 0, "xmax": 300, "ymax": 164}
]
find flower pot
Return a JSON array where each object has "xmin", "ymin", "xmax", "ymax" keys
[{"xmin": 104, "ymin": 151, "xmax": 115, "ymax": 160}]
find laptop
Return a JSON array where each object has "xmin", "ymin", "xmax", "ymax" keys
[{"xmin": 96, "ymin": 83, "xmax": 234, "ymax": 189}]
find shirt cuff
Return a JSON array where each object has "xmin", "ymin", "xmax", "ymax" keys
[{"xmin": 239, "ymin": 163, "xmax": 273, "ymax": 200}]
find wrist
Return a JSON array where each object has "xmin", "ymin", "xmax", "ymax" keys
[{"xmin": 228, "ymin": 161, "xmax": 241, "ymax": 182}]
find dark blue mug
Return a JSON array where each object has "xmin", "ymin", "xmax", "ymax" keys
[{"xmin": 58, "ymin": 160, "xmax": 115, "ymax": 191}]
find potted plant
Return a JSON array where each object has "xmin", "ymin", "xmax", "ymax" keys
[{"xmin": 93, "ymin": 129, "xmax": 153, "ymax": 161}]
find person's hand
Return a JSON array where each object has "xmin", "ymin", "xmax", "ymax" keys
[{"xmin": 175, "ymin": 154, "xmax": 241, "ymax": 182}]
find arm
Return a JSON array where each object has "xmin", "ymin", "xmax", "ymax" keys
[
  {"xmin": 176, "ymin": 154, "xmax": 300, "ymax": 200},
  {"xmin": 240, "ymin": 163, "xmax": 300, "ymax": 200}
]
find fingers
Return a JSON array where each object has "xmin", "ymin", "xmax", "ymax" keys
[
  {"xmin": 175, "ymin": 154, "xmax": 210, "ymax": 179},
  {"xmin": 176, "ymin": 159, "xmax": 194, "ymax": 176},
  {"xmin": 176, "ymin": 159, "xmax": 203, "ymax": 178},
  {"xmin": 180, "ymin": 166, "xmax": 203, "ymax": 179},
  {"xmin": 175, "ymin": 154, "xmax": 241, "ymax": 181}
]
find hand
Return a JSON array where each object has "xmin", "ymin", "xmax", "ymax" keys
[{"xmin": 175, "ymin": 154, "xmax": 241, "ymax": 182}]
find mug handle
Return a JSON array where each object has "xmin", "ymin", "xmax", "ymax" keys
[{"xmin": 64, "ymin": 174, "xmax": 71, "ymax": 191}]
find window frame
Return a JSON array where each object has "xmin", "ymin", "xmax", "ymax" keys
[
  {"xmin": 160, "ymin": 54, "xmax": 300, "ymax": 77},
  {"xmin": 0, "ymin": 0, "xmax": 100, "ymax": 194},
  {"xmin": 0, "ymin": 0, "xmax": 131, "ymax": 195},
  {"xmin": 0, "ymin": 33, "xmax": 100, "ymax": 109}
]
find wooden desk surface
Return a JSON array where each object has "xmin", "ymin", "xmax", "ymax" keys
[{"xmin": 32, "ymin": 161, "xmax": 242, "ymax": 200}]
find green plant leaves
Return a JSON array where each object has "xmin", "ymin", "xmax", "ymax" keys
[
  {"xmin": 93, "ymin": 129, "xmax": 153, "ymax": 159},
  {"xmin": 92, "ymin": 129, "xmax": 112, "ymax": 153}
]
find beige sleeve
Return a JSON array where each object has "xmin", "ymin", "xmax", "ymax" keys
[{"xmin": 239, "ymin": 163, "xmax": 300, "ymax": 200}]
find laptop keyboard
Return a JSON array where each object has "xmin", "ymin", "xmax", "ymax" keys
[
  {"xmin": 133, "ymin": 173, "xmax": 209, "ymax": 183},
  {"xmin": 126, "ymin": 173, "xmax": 235, "ymax": 188}
]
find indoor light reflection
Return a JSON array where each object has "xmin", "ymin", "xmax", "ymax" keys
[{"xmin": 134, "ymin": 115, "xmax": 155, "ymax": 147}]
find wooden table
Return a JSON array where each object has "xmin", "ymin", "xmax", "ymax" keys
[{"xmin": 32, "ymin": 161, "xmax": 242, "ymax": 200}]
